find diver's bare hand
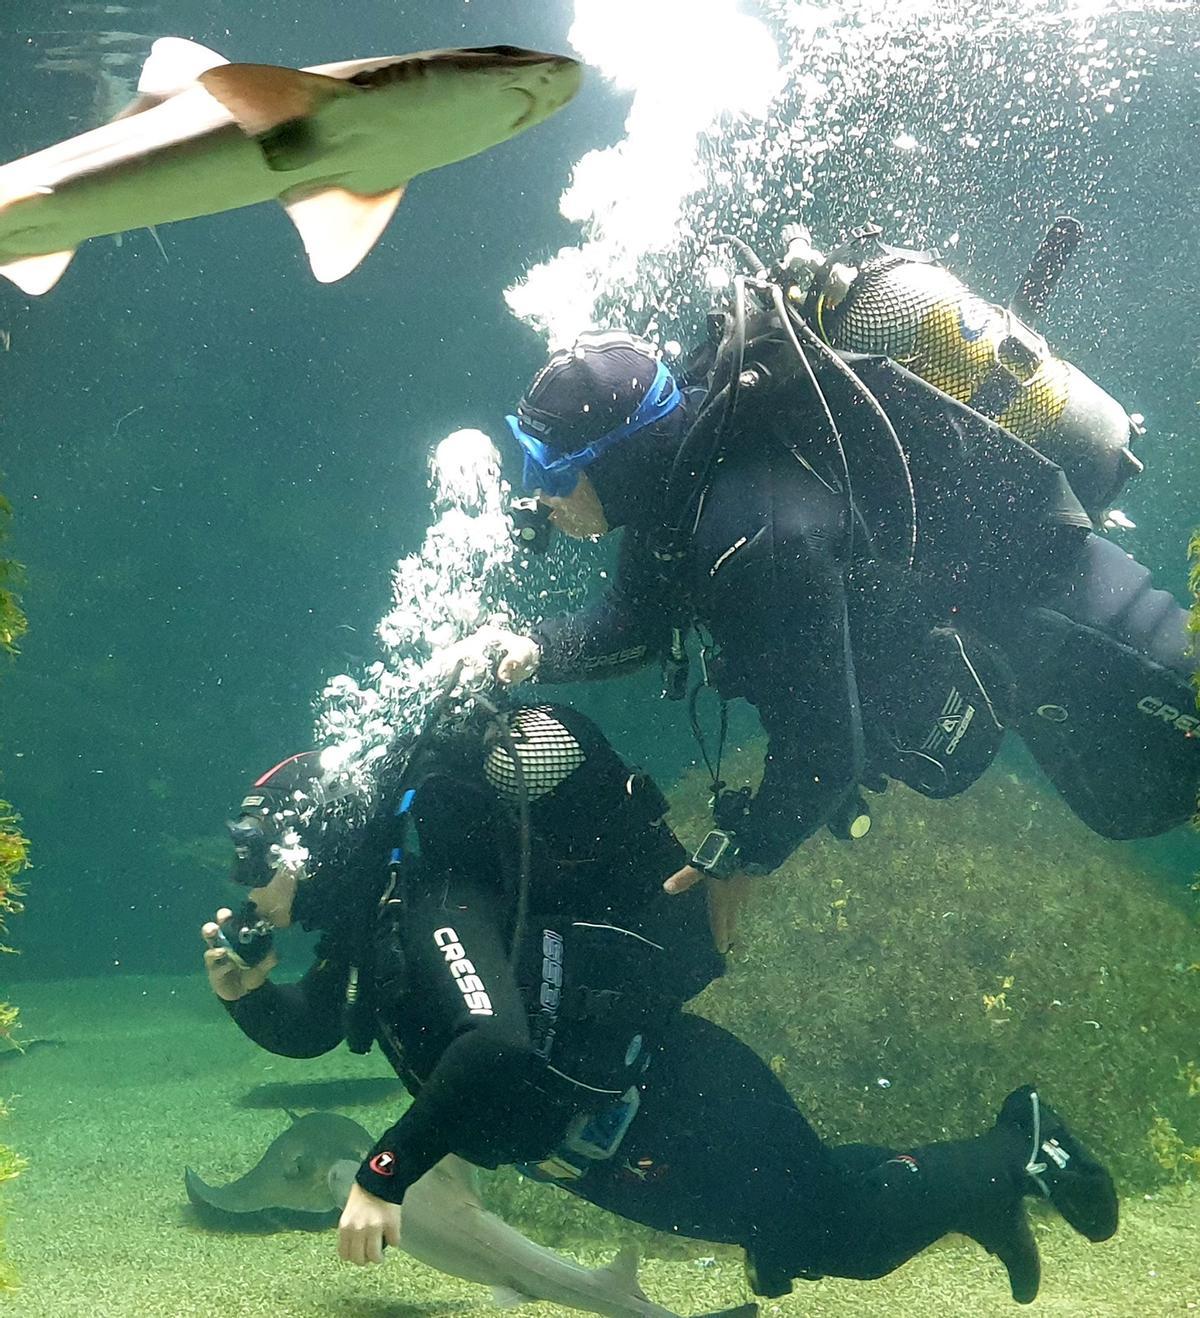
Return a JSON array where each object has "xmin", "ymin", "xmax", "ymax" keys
[
  {"xmin": 495, "ymin": 632, "xmax": 540, "ymax": 686},
  {"xmin": 663, "ymin": 866, "xmax": 752, "ymax": 953},
  {"xmin": 438, "ymin": 626, "xmax": 540, "ymax": 687},
  {"xmin": 705, "ymin": 874, "xmax": 753, "ymax": 954},
  {"xmin": 663, "ymin": 863, "xmax": 705, "ymax": 895},
  {"xmin": 338, "ymin": 1182, "xmax": 401, "ymax": 1265},
  {"xmin": 201, "ymin": 911, "xmax": 277, "ymax": 1002}
]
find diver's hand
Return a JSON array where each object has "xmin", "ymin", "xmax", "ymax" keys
[
  {"xmin": 663, "ymin": 867, "xmax": 753, "ymax": 953},
  {"xmin": 495, "ymin": 632, "xmax": 540, "ymax": 686},
  {"xmin": 200, "ymin": 911, "xmax": 277, "ymax": 1001},
  {"xmin": 437, "ymin": 625, "xmax": 540, "ymax": 687},
  {"xmin": 705, "ymin": 874, "xmax": 753, "ymax": 955},
  {"xmin": 338, "ymin": 1182, "xmax": 402, "ymax": 1266},
  {"xmin": 663, "ymin": 864, "xmax": 705, "ymax": 895}
]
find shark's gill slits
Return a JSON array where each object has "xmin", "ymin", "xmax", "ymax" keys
[
  {"xmin": 349, "ymin": 59, "xmax": 425, "ymax": 90},
  {"xmin": 511, "ymin": 89, "xmax": 539, "ymax": 131}
]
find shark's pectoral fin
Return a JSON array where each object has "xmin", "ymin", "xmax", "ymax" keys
[
  {"xmin": 0, "ymin": 248, "xmax": 75, "ymax": 296},
  {"xmin": 199, "ymin": 64, "xmax": 358, "ymax": 138},
  {"xmin": 490, "ymin": 1286, "xmax": 533, "ymax": 1308},
  {"xmin": 281, "ymin": 184, "xmax": 405, "ymax": 284},
  {"xmin": 139, "ymin": 37, "xmax": 230, "ymax": 100}
]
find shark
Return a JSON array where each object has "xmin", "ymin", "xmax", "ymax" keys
[
  {"xmin": 188, "ymin": 1112, "xmax": 755, "ymax": 1318},
  {"xmin": 0, "ymin": 35, "xmax": 581, "ymax": 294},
  {"xmin": 335, "ymin": 1155, "xmax": 756, "ymax": 1318}
]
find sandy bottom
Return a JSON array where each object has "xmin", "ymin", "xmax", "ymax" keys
[{"xmin": 0, "ymin": 974, "xmax": 1197, "ymax": 1317}]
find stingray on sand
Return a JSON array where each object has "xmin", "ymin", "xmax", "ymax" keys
[{"xmin": 185, "ymin": 1110, "xmax": 371, "ymax": 1232}]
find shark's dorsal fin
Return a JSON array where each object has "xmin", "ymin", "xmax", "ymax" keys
[
  {"xmin": 0, "ymin": 248, "xmax": 75, "ymax": 296},
  {"xmin": 139, "ymin": 37, "xmax": 230, "ymax": 99},
  {"xmin": 281, "ymin": 184, "xmax": 405, "ymax": 284},
  {"xmin": 199, "ymin": 64, "xmax": 356, "ymax": 137},
  {"xmin": 598, "ymin": 1247, "xmax": 648, "ymax": 1302}
]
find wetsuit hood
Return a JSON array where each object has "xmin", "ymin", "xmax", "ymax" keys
[
  {"xmin": 584, "ymin": 401, "xmax": 691, "ymax": 533},
  {"xmin": 481, "ymin": 703, "xmax": 671, "ymax": 864}
]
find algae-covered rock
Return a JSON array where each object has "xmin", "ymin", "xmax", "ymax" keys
[
  {"xmin": 1190, "ymin": 530, "xmax": 1199, "ymax": 683},
  {"xmin": 674, "ymin": 747, "xmax": 1199, "ymax": 1190}
]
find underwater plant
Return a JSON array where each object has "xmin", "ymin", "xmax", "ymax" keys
[
  {"xmin": 0, "ymin": 485, "xmax": 27, "ymax": 1290},
  {"xmin": 1190, "ymin": 531, "xmax": 1199, "ymax": 699},
  {"xmin": 0, "ymin": 495, "xmax": 24, "ymax": 657},
  {"xmin": 1148, "ymin": 1113, "xmax": 1200, "ymax": 1183}
]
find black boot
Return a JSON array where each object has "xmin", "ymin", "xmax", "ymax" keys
[
  {"xmin": 995, "ymin": 1084, "xmax": 1119, "ymax": 1243},
  {"xmin": 952, "ymin": 1159, "xmax": 1041, "ymax": 1305}
]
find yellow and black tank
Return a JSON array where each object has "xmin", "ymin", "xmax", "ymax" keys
[{"xmin": 793, "ymin": 222, "xmax": 1142, "ymax": 523}]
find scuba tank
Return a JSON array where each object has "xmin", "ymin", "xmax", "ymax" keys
[{"xmin": 784, "ymin": 221, "xmax": 1143, "ymax": 524}]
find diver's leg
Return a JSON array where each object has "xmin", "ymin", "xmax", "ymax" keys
[
  {"xmin": 976, "ymin": 533, "xmax": 1199, "ymax": 838},
  {"xmin": 752, "ymin": 1085, "xmax": 1116, "ymax": 1305},
  {"xmin": 567, "ymin": 1014, "xmax": 832, "ymax": 1255},
  {"xmin": 570, "ymin": 1017, "xmax": 1115, "ymax": 1304},
  {"xmin": 1043, "ymin": 532, "xmax": 1193, "ymax": 676}
]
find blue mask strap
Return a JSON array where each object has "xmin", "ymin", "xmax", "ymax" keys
[{"xmin": 508, "ymin": 359, "xmax": 682, "ymax": 495}]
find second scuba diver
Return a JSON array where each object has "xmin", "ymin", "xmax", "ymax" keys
[
  {"xmin": 478, "ymin": 226, "xmax": 1200, "ymax": 902},
  {"xmin": 201, "ymin": 701, "xmax": 1117, "ymax": 1304}
]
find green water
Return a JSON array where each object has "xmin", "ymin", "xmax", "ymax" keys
[{"xmin": 1, "ymin": 0, "xmax": 1198, "ymax": 1313}]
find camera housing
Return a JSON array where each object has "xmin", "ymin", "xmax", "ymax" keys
[{"xmin": 214, "ymin": 901, "xmax": 276, "ymax": 969}]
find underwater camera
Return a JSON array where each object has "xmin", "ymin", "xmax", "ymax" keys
[
  {"xmin": 214, "ymin": 900, "xmax": 275, "ymax": 969},
  {"xmin": 226, "ymin": 811, "xmax": 276, "ymax": 888},
  {"xmin": 509, "ymin": 496, "xmax": 554, "ymax": 554}
]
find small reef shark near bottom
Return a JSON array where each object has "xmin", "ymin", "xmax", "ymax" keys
[
  {"xmin": 187, "ymin": 1111, "xmax": 757, "ymax": 1318},
  {"xmin": 0, "ymin": 35, "xmax": 581, "ymax": 294}
]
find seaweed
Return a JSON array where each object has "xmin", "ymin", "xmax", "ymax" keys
[
  {"xmin": 1191, "ymin": 530, "xmax": 1199, "ymax": 699},
  {"xmin": 1147, "ymin": 1113, "xmax": 1200, "ymax": 1182},
  {"xmin": 673, "ymin": 745, "xmax": 1200, "ymax": 1191},
  {"xmin": 0, "ymin": 495, "xmax": 24, "ymax": 659}
]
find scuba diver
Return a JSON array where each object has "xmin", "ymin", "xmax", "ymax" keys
[
  {"xmin": 201, "ymin": 700, "xmax": 1117, "ymax": 1303},
  {"xmin": 483, "ymin": 221, "xmax": 1200, "ymax": 896}
]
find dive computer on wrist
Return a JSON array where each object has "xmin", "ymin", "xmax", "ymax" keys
[{"xmin": 692, "ymin": 828, "xmax": 741, "ymax": 880}]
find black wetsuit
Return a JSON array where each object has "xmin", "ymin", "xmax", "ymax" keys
[
  {"xmin": 225, "ymin": 732, "xmax": 1038, "ymax": 1293},
  {"xmin": 532, "ymin": 353, "xmax": 1199, "ymax": 871}
]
